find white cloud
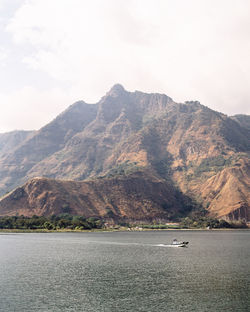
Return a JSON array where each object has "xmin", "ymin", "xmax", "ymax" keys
[
  {"xmin": 0, "ymin": 0, "xmax": 249, "ymax": 132},
  {"xmin": 0, "ymin": 86, "xmax": 78, "ymax": 132},
  {"xmin": 0, "ymin": 48, "xmax": 7, "ymax": 64}
]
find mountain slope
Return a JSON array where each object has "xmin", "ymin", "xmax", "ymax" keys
[
  {"xmin": 22, "ymin": 86, "xmax": 174, "ymax": 181},
  {"xmin": 0, "ymin": 130, "xmax": 35, "ymax": 157},
  {"xmin": 231, "ymin": 114, "xmax": 250, "ymax": 131},
  {"xmin": 199, "ymin": 157, "xmax": 250, "ymax": 220},
  {"xmin": 0, "ymin": 101, "xmax": 97, "ymax": 193},
  {"xmin": 0, "ymin": 172, "xmax": 192, "ymax": 220}
]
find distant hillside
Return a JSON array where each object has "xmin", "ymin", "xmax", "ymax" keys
[
  {"xmin": 231, "ymin": 114, "xmax": 250, "ymax": 131},
  {"xmin": 0, "ymin": 130, "xmax": 35, "ymax": 157},
  {"xmin": 0, "ymin": 172, "xmax": 193, "ymax": 220},
  {"xmin": 0, "ymin": 84, "xmax": 249, "ymax": 220}
]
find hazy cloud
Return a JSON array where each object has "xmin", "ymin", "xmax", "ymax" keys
[
  {"xmin": 0, "ymin": 47, "xmax": 7, "ymax": 64},
  {"xmin": 0, "ymin": 86, "xmax": 75, "ymax": 132},
  {"xmin": 0, "ymin": 0, "xmax": 250, "ymax": 132}
]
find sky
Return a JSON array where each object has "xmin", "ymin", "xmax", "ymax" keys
[{"xmin": 0, "ymin": 0, "xmax": 250, "ymax": 133}]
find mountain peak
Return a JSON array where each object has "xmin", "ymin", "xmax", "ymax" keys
[{"xmin": 107, "ymin": 84, "xmax": 126, "ymax": 96}]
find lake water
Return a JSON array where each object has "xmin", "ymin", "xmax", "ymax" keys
[{"xmin": 0, "ymin": 230, "xmax": 249, "ymax": 312}]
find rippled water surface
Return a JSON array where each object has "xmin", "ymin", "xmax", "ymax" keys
[{"xmin": 0, "ymin": 230, "xmax": 249, "ymax": 312}]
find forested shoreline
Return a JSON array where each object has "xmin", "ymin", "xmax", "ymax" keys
[
  {"xmin": 0, "ymin": 214, "xmax": 248, "ymax": 231},
  {"xmin": 0, "ymin": 214, "xmax": 103, "ymax": 230}
]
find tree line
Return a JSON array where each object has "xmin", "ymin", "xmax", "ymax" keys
[
  {"xmin": 180, "ymin": 216, "xmax": 247, "ymax": 229},
  {"xmin": 0, "ymin": 214, "xmax": 247, "ymax": 230},
  {"xmin": 0, "ymin": 214, "xmax": 103, "ymax": 230}
]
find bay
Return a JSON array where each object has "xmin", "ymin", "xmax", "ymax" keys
[{"xmin": 0, "ymin": 230, "xmax": 249, "ymax": 311}]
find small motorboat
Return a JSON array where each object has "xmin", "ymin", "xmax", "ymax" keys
[{"xmin": 171, "ymin": 239, "xmax": 189, "ymax": 247}]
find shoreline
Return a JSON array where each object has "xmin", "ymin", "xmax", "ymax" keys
[{"xmin": 0, "ymin": 227, "xmax": 249, "ymax": 233}]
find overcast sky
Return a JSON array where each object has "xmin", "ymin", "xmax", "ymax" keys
[{"xmin": 0, "ymin": 0, "xmax": 249, "ymax": 132}]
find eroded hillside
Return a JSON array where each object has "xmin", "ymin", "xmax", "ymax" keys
[{"xmin": 0, "ymin": 172, "xmax": 193, "ymax": 220}]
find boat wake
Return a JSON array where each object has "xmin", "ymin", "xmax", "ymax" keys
[
  {"xmin": 87, "ymin": 241, "xmax": 188, "ymax": 248},
  {"xmin": 155, "ymin": 240, "xmax": 189, "ymax": 247},
  {"xmin": 155, "ymin": 244, "xmax": 183, "ymax": 248}
]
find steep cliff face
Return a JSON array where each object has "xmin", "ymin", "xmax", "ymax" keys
[
  {"xmin": 188, "ymin": 157, "xmax": 250, "ymax": 220},
  {"xmin": 0, "ymin": 85, "xmax": 249, "ymax": 220},
  {"xmin": 0, "ymin": 172, "xmax": 192, "ymax": 220}
]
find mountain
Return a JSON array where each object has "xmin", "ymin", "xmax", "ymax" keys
[{"xmin": 0, "ymin": 84, "xmax": 249, "ymax": 221}]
